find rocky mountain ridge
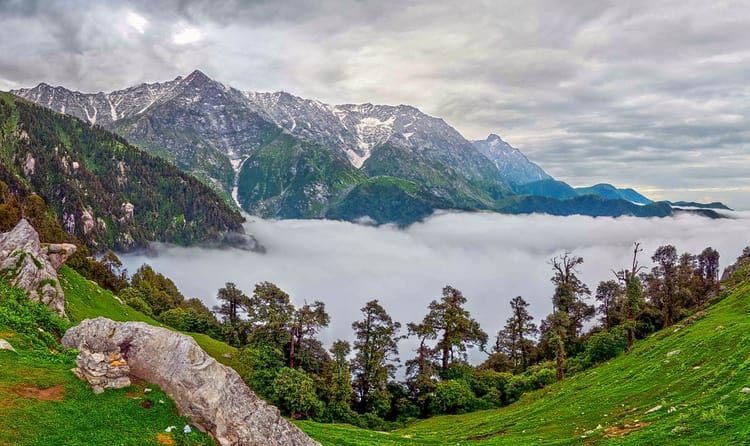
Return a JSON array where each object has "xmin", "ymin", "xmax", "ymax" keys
[{"xmin": 12, "ymin": 70, "xmax": 725, "ymax": 223}]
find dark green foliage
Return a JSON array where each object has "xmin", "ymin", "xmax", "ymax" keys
[
  {"xmin": 583, "ymin": 327, "xmax": 628, "ymax": 364},
  {"xmin": 351, "ymin": 300, "xmax": 402, "ymax": 415},
  {"xmin": 238, "ymin": 342, "xmax": 286, "ymax": 399},
  {"xmin": 272, "ymin": 367, "xmax": 323, "ymax": 419},
  {"xmin": 428, "ymin": 379, "xmax": 476, "ymax": 415},
  {"xmin": 0, "ymin": 92, "xmax": 243, "ymax": 251},
  {"xmin": 66, "ymin": 247, "xmax": 128, "ymax": 294},
  {"xmin": 212, "ymin": 282, "xmax": 251, "ymax": 345},
  {"xmin": 495, "ymin": 296, "xmax": 537, "ymax": 372},
  {"xmin": 327, "ymin": 176, "xmax": 451, "ymax": 225},
  {"xmin": 595, "ymin": 280, "xmax": 624, "ymax": 329},
  {"xmin": 130, "ymin": 264, "xmax": 185, "ymax": 315},
  {"xmin": 326, "ymin": 339, "xmax": 356, "ymax": 409},
  {"xmin": 411, "ymin": 286, "xmax": 487, "ymax": 373},
  {"xmin": 0, "ymin": 280, "xmax": 70, "ymax": 357},
  {"xmin": 497, "ymin": 194, "xmax": 673, "ymax": 217}
]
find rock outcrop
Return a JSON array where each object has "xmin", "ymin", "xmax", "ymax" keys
[
  {"xmin": 71, "ymin": 348, "xmax": 131, "ymax": 394},
  {"xmin": 0, "ymin": 219, "xmax": 76, "ymax": 316},
  {"xmin": 62, "ymin": 317, "xmax": 320, "ymax": 446}
]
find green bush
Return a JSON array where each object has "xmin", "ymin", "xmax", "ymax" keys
[
  {"xmin": 429, "ymin": 379, "xmax": 477, "ymax": 414},
  {"xmin": 272, "ymin": 367, "xmax": 323, "ymax": 419},
  {"xmin": 584, "ymin": 327, "xmax": 628, "ymax": 364},
  {"xmin": 0, "ymin": 281, "xmax": 70, "ymax": 359}
]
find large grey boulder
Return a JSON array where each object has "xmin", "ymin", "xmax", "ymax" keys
[
  {"xmin": 62, "ymin": 317, "xmax": 320, "ymax": 446},
  {"xmin": 0, "ymin": 219, "xmax": 76, "ymax": 316}
]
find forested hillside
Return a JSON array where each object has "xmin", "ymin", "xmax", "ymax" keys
[{"xmin": 0, "ymin": 93, "xmax": 244, "ymax": 251}]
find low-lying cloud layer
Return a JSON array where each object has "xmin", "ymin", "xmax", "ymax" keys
[
  {"xmin": 1, "ymin": 1, "xmax": 749, "ymax": 208},
  {"xmin": 120, "ymin": 212, "xmax": 750, "ymax": 365}
]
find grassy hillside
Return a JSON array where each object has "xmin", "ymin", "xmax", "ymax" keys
[
  {"xmin": 59, "ymin": 265, "xmax": 243, "ymax": 372},
  {"xmin": 0, "ymin": 279, "xmax": 215, "ymax": 446},
  {"xmin": 5, "ymin": 262, "xmax": 749, "ymax": 445},
  {"xmin": 297, "ymin": 277, "xmax": 750, "ymax": 445}
]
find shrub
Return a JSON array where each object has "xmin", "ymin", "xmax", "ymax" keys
[
  {"xmin": 272, "ymin": 367, "xmax": 323, "ymax": 419},
  {"xmin": 429, "ymin": 379, "xmax": 477, "ymax": 414},
  {"xmin": 584, "ymin": 327, "xmax": 628, "ymax": 364}
]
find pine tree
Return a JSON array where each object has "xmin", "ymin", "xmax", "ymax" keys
[
  {"xmin": 416, "ymin": 286, "xmax": 488, "ymax": 372},
  {"xmin": 351, "ymin": 300, "xmax": 402, "ymax": 414},
  {"xmin": 495, "ymin": 296, "xmax": 537, "ymax": 372},
  {"xmin": 213, "ymin": 282, "xmax": 250, "ymax": 345}
]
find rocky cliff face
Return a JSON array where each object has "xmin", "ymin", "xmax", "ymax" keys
[
  {"xmin": 62, "ymin": 317, "xmax": 320, "ymax": 446},
  {"xmin": 0, "ymin": 219, "xmax": 75, "ymax": 317},
  {"xmin": 473, "ymin": 134, "xmax": 551, "ymax": 185},
  {"xmin": 12, "ymin": 71, "xmax": 511, "ymax": 209}
]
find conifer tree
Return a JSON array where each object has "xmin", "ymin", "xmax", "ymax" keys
[
  {"xmin": 351, "ymin": 300, "xmax": 401, "ymax": 414},
  {"xmin": 496, "ymin": 296, "xmax": 537, "ymax": 372}
]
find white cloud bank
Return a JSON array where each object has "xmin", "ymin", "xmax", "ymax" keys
[{"xmin": 120, "ymin": 211, "xmax": 750, "ymax": 365}]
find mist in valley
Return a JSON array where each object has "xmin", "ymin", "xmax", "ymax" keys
[{"xmin": 120, "ymin": 211, "xmax": 750, "ymax": 365}]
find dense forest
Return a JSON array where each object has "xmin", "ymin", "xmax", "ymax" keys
[
  {"xmin": 110, "ymin": 241, "xmax": 730, "ymax": 429},
  {"xmin": 0, "ymin": 92, "xmax": 244, "ymax": 251}
]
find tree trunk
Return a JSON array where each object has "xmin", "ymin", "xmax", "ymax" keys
[
  {"xmin": 627, "ymin": 327, "xmax": 634, "ymax": 350},
  {"xmin": 556, "ymin": 341, "xmax": 565, "ymax": 381}
]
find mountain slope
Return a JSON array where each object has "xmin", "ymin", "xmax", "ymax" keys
[
  {"xmin": 237, "ymin": 134, "xmax": 366, "ymax": 218},
  {"xmin": 512, "ymin": 178, "xmax": 580, "ymax": 199},
  {"xmin": 326, "ymin": 176, "xmax": 452, "ymax": 225},
  {"xmin": 12, "ymin": 71, "xmax": 700, "ymax": 224},
  {"xmin": 473, "ymin": 134, "xmax": 551, "ymax": 185},
  {"xmin": 0, "ymin": 92, "xmax": 244, "ymax": 251},
  {"xmin": 299, "ymin": 270, "xmax": 750, "ymax": 445},
  {"xmin": 575, "ymin": 183, "xmax": 653, "ymax": 204},
  {"xmin": 498, "ymin": 194, "xmax": 672, "ymax": 217}
]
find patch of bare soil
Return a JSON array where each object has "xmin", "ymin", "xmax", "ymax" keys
[
  {"xmin": 13, "ymin": 383, "xmax": 65, "ymax": 401},
  {"xmin": 604, "ymin": 421, "xmax": 650, "ymax": 437},
  {"xmin": 155, "ymin": 433, "xmax": 176, "ymax": 445}
]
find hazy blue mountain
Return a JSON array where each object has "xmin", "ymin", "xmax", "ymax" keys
[
  {"xmin": 512, "ymin": 179, "xmax": 579, "ymax": 199},
  {"xmin": 498, "ymin": 195, "xmax": 672, "ymax": 218},
  {"xmin": 668, "ymin": 201, "xmax": 732, "ymax": 210},
  {"xmin": 575, "ymin": 183, "xmax": 652, "ymax": 204}
]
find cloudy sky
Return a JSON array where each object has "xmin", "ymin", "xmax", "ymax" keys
[{"xmin": 1, "ymin": 0, "xmax": 748, "ymax": 208}]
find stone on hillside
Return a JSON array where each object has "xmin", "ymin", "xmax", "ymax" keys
[
  {"xmin": 741, "ymin": 387, "xmax": 750, "ymax": 393},
  {"xmin": 62, "ymin": 317, "xmax": 320, "ymax": 446},
  {"xmin": 72, "ymin": 348, "xmax": 131, "ymax": 394},
  {"xmin": 0, "ymin": 339, "xmax": 17, "ymax": 353},
  {"xmin": 666, "ymin": 350, "xmax": 681, "ymax": 357},
  {"xmin": 0, "ymin": 219, "xmax": 76, "ymax": 316}
]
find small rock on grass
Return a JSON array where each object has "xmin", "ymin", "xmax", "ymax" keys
[{"xmin": 0, "ymin": 339, "xmax": 16, "ymax": 353}]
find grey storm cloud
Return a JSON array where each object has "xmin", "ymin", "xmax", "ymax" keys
[
  {"xmin": 1, "ymin": 0, "xmax": 749, "ymax": 208},
  {"xmin": 119, "ymin": 211, "xmax": 750, "ymax": 367}
]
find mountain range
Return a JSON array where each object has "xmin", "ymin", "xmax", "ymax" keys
[{"xmin": 11, "ymin": 70, "xmax": 727, "ymax": 224}]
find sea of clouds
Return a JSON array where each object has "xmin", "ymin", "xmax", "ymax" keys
[{"xmin": 120, "ymin": 211, "xmax": 750, "ymax": 366}]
